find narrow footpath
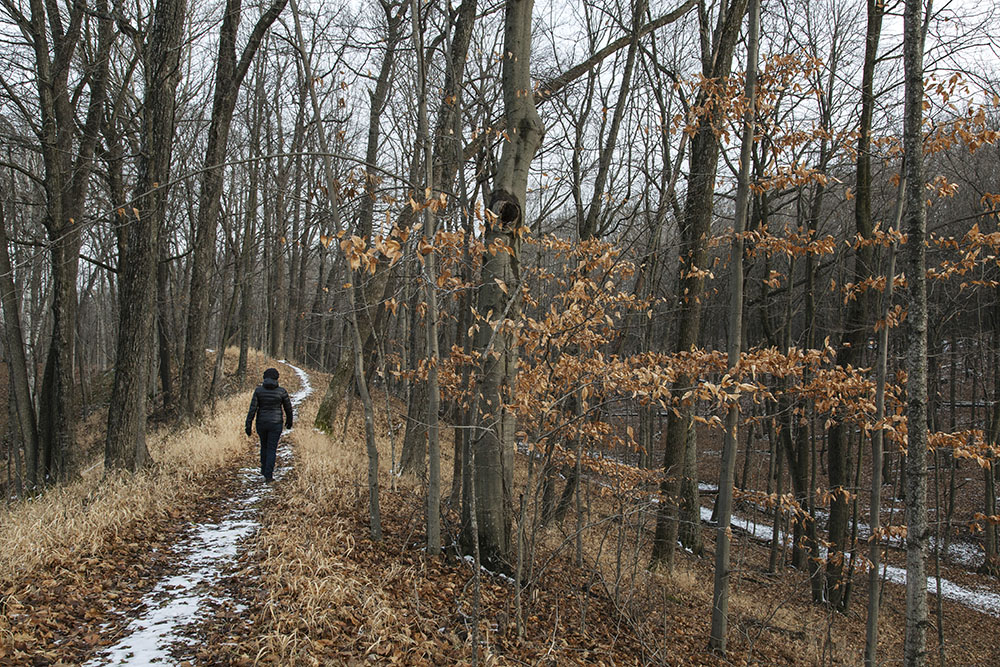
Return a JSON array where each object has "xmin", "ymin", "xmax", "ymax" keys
[{"xmin": 83, "ymin": 362, "xmax": 313, "ymax": 666}]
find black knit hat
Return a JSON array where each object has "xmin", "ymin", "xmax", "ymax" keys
[{"xmin": 263, "ymin": 367, "xmax": 279, "ymax": 381}]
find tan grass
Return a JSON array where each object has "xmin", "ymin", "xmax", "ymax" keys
[
  {"xmin": 0, "ymin": 348, "xmax": 274, "ymax": 589},
  {"xmin": 246, "ymin": 382, "xmax": 428, "ymax": 662}
]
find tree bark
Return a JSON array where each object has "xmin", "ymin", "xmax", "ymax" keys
[
  {"xmin": 314, "ymin": 0, "xmax": 406, "ymax": 430},
  {"xmin": 106, "ymin": 0, "xmax": 185, "ymax": 471},
  {"xmin": 709, "ymin": 0, "xmax": 758, "ymax": 647},
  {"xmin": 0, "ymin": 197, "xmax": 39, "ymax": 490},
  {"xmin": 156, "ymin": 253, "xmax": 174, "ymax": 408},
  {"xmin": 27, "ymin": 0, "xmax": 110, "ymax": 481},
  {"xmin": 678, "ymin": 415, "xmax": 703, "ymax": 553},
  {"xmin": 286, "ymin": 0, "xmax": 381, "ymax": 536},
  {"xmin": 866, "ymin": 171, "xmax": 905, "ymax": 664},
  {"xmin": 902, "ymin": 0, "xmax": 929, "ymax": 661},
  {"xmin": 825, "ymin": 0, "xmax": 883, "ymax": 609},
  {"xmin": 237, "ymin": 77, "xmax": 261, "ymax": 384},
  {"xmin": 409, "ymin": 0, "xmax": 442, "ymax": 555},
  {"xmin": 650, "ymin": 0, "xmax": 749, "ymax": 571}
]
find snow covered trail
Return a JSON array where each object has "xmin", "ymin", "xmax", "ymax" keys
[{"xmin": 84, "ymin": 361, "xmax": 313, "ymax": 666}]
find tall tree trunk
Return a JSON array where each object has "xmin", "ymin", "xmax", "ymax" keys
[
  {"xmin": 825, "ymin": 0, "xmax": 883, "ymax": 609},
  {"xmin": 29, "ymin": 0, "xmax": 110, "ymax": 482},
  {"xmin": 410, "ymin": 0, "xmax": 441, "ymax": 555},
  {"xmin": 156, "ymin": 253, "xmax": 174, "ymax": 409},
  {"xmin": 314, "ymin": 0, "xmax": 406, "ymax": 431},
  {"xmin": 400, "ymin": 306, "xmax": 428, "ymax": 474},
  {"xmin": 678, "ymin": 415, "xmax": 703, "ymax": 553},
  {"xmin": 902, "ymin": 0, "xmax": 929, "ymax": 661},
  {"xmin": 284, "ymin": 149, "xmax": 303, "ymax": 361},
  {"xmin": 179, "ymin": 0, "xmax": 288, "ymax": 419},
  {"xmin": 462, "ymin": 0, "xmax": 544, "ymax": 572},
  {"xmin": 549, "ymin": 0, "xmax": 650, "ymax": 539},
  {"xmin": 239, "ymin": 63, "xmax": 266, "ymax": 384},
  {"xmin": 106, "ymin": 0, "xmax": 185, "ymax": 471},
  {"xmin": 287, "ymin": 0, "xmax": 381, "ymax": 536},
  {"xmin": 650, "ymin": 0, "xmax": 749, "ymax": 571},
  {"xmin": 709, "ymin": 0, "xmax": 758, "ymax": 648},
  {"xmin": 865, "ymin": 172, "xmax": 905, "ymax": 667},
  {"xmin": 0, "ymin": 198, "xmax": 39, "ymax": 490}
]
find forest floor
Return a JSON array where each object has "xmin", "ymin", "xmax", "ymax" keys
[{"xmin": 2, "ymin": 353, "xmax": 1000, "ymax": 665}]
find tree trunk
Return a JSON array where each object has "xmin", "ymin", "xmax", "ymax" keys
[
  {"xmin": 156, "ymin": 253, "xmax": 174, "ymax": 409},
  {"xmin": 409, "ymin": 0, "xmax": 441, "ymax": 555},
  {"xmin": 550, "ymin": 0, "xmax": 650, "ymax": 537},
  {"xmin": 0, "ymin": 197, "xmax": 39, "ymax": 490},
  {"xmin": 401, "ymin": 0, "xmax": 479, "ymax": 479},
  {"xmin": 179, "ymin": 0, "xmax": 288, "ymax": 419},
  {"xmin": 578, "ymin": 0, "xmax": 648, "ymax": 241},
  {"xmin": 902, "ymin": 0, "xmax": 929, "ymax": 660},
  {"xmin": 709, "ymin": 0, "xmax": 758, "ymax": 647},
  {"xmin": 287, "ymin": 0, "xmax": 380, "ymax": 537},
  {"xmin": 650, "ymin": 0, "xmax": 749, "ymax": 571},
  {"xmin": 462, "ymin": 0, "xmax": 544, "ymax": 572},
  {"xmin": 237, "ymin": 81, "xmax": 260, "ymax": 385},
  {"xmin": 825, "ymin": 0, "xmax": 884, "ymax": 609},
  {"xmin": 865, "ymin": 158, "xmax": 904, "ymax": 667},
  {"xmin": 313, "ymin": 0, "xmax": 406, "ymax": 428},
  {"xmin": 28, "ymin": 0, "xmax": 111, "ymax": 482},
  {"xmin": 106, "ymin": 0, "xmax": 185, "ymax": 471},
  {"xmin": 677, "ymin": 416, "xmax": 703, "ymax": 553}
]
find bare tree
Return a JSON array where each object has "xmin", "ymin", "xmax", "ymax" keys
[
  {"xmin": 462, "ymin": 0, "xmax": 544, "ymax": 571},
  {"xmin": 179, "ymin": 0, "xmax": 289, "ymax": 420},
  {"xmin": 651, "ymin": 0, "xmax": 749, "ymax": 572},
  {"xmin": 902, "ymin": 0, "xmax": 929, "ymax": 661},
  {"xmin": 2, "ymin": 0, "xmax": 113, "ymax": 481},
  {"xmin": 710, "ymin": 0, "xmax": 759, "ymax": 650},
  {"xmin": 0, "ymin": 195, "xmax": 38, "ymax": 489},
  {"xmin": 105, "ymin": 0, "xmax": 186, "ymax": 470}
]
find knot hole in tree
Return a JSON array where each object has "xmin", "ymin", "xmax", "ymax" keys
[{"xmin": 488, "ymin": 189, "xmax": 520, "ymax": 231}]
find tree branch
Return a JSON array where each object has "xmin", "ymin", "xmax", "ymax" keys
[
  {"xmin": 462, "ymin": 0, "xmax": 697, "ymax": 162},
  {"xmin": 234, "ymin": 0, "xmax": 289, "ymax": 85}
]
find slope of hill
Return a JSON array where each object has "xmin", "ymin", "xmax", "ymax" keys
[{"xmin": 3, "ymin": 356, "xmax": 1000, "ymax": 665}]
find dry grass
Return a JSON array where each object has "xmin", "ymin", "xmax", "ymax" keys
[
  {"xmin": 238, "ymin": 384, "xmax": 482, "ymax": 664},
  {"xmin": 248, "ymin": 385, "xmax": 390, "ymax": 661},
  {"xmin": 8, "ymin": 359, "xmax": 968, "ymax": 664},
  {"xmin": 0, "ymin": 347, "xmax": 271, "ymax": 591}
]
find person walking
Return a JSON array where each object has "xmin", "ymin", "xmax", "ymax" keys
[{"xmin": 246, "ymin": 367, "xmax": 293, "ymax": 482}]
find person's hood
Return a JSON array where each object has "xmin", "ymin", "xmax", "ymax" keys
[{"xmin": 263, "ymin": 378, "xmax": 278, "ymax": 389}]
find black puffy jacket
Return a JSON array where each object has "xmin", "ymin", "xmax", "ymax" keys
[{"xmin": 246, "ymin": 377, "xmax": 293, "ymax": 431}]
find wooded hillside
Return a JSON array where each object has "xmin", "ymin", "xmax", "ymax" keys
[{"xmin": 3, "ymin": 0, "xmax": 1000, "ymax": 662}]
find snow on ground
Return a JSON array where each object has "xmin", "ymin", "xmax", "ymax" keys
[
  {"xmin": 85, "ymin": 361, "xmax": 313, "ymax": 665},
  {"xmin": 708, "ymin": 503, "xmax": 1000, "ymax": 618},
  {"xmin": 279, "ymin": 360, "xmax": 314, "ymax": 410},
  {"xmin": 752, "ymin": 502, "xmax": 982, "ymax": 569}
]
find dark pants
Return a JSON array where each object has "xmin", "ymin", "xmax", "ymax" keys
[{"xmin": 258, "ymin": 424, "xmax": 281, "ymax": 480}]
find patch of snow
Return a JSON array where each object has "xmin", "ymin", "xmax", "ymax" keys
[
  {"xmin": 709, "ymin": 503, "xmax": 1000, "ymax": 618},
  {"xmin": 279, "ymin": 360, "xmax": 314, "ymax": 407},
  {"xmin": 83, "ymin": 485, "xmax": 264, "ymax": 665},
  {"xmin": 733, "ymin": 488, "xmax": 984, "ymax": 570},
  {"xmin": 881, "ymin": 564, "xmax": 1000, "ymax": 616},
  {"xmin": 461, "ymin": 554, "xmax": 514, "ymax": 583}
]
